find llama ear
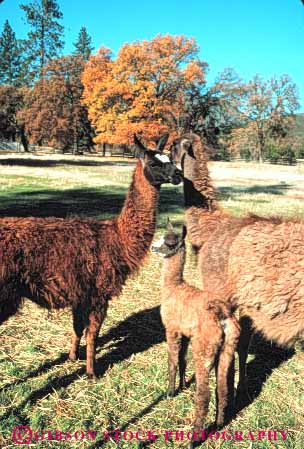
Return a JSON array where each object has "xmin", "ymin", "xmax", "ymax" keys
[
  {"xmin": 181, "ymin": 225, "xmax": 187, "ymax": 240},
  {"xmin": 134, "ymin": 134, "xmax": 147, "ymax": 159},
  {"xmin": 156, "ymin": 133, "xmax": 169, "ymax": 153},
  {"xmin": 167, "ymin": 218, "xmax": 174, "ymax": 233}
]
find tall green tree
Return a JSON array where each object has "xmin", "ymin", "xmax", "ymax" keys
[
  {"xmin": 0, "ymin": 20, "xmax": 23, "ymax": 86},
  {"xmin": 73, "ymin": 26, "xmax": 94, "ymax": 60},
  {"xmin": 20, "ymin": 0, "xmax": 64, "ymax": 80}
]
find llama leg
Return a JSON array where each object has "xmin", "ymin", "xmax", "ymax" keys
[
  {"xmin": 0, "ymin": 293, "xmax": 22, "ymax": 325},
  {"xmin": 191, "ymin": 336, "xmax": 219, "ymax": 434},
  {"xmin": 166, "ymin": 330, "xmax": 182, "ymax": 398},
  {"xmin": 188, "ymin": 338, "xmax": 220, "ymax": 449},
  {"xmin": 237, "ymin": 316, "xmax": 252, "ymax": 396},
  {"xmin": 216, "ymin": 318, "xmax": 240, "ymax": 427},
  {"xmin": 86, "ymin": 306, "xmax": 107, "ymax": 380},
  {"xmin": 69, "ymin": 308, "xmax": 84, "ymax": 361},
  {"xmin": 179, "ymin": 335, "xmax": 189, "ymax": 391}
]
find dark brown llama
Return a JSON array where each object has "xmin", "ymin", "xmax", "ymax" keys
[
  {"xmin": 0, "ymin": 134, "xmax": 182, "ymax": 380},
  {"xmin": 152, "ymin": 222, "xmax": 240, "ymax": 445},
  {"xmin": 170, "ymin": 133, "xmax": 304, "ymax": 393}
]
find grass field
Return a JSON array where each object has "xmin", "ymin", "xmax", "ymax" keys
[{"xmin": 0, "ymin": 154, "xmax": 303, "ymax": 449}]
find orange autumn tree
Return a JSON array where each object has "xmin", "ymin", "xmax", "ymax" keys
[{"xmin": 82, "ymin": 35, "xmax": 207, "ymax": 144}]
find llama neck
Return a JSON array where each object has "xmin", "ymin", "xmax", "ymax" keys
[
  {"xmin": 161, "ymin": 248, "xmax": 185, "ymax": 290},
  {"xmin": 183, "ymin": 135, "xmax": 218, "ymax": 212},
  {"xmin": 185, "ymin": 207, "xmax": 221, "ymax": 251},
  {"xmin": 117, "ymin": 161, "xmax": 159, "ymax": 271},
  {"xmin": 182, "ymin": 135, "xmax": 220, "ymax": 250}
]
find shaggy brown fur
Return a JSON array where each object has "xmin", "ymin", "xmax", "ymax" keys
[
  {"xmin": 0, "ymin": 134, "xmax": 182, "ymax": 379},
  {"xmin": 170, "ymin": 133, "xmax": 304, "ymax": 392},
  {"xmin": 152, "ymin": 223, "xmax": 240, "ymax": 440}
]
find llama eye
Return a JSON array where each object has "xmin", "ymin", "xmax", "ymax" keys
[{"xmin": 149, "ymin": 160, "xmax": 161, "ymax": 168}]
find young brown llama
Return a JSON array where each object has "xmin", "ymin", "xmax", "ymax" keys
[
  {"xmin": 0, "ymin": 134, "xmax": 182, "ymax": 380},
  {"xmin": 152, "ymin": 221, "xmax": 240, "ymax": 445},
  {"xmin": 170, "ymin": 133, "xmax": 304, "ymax": 393}
]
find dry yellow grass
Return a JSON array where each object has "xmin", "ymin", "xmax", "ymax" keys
[{"xmin": 0, "ymin": 155, "xmax": 303, "ymax": 449}]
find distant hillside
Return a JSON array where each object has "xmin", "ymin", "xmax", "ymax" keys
[{"xmin": 291, "ymin": 113, "xmax": 304, "ymax": 138}]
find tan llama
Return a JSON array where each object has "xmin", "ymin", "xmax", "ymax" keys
[
  {"xmin": 170, "ymin": 133, "xmax": 304, "ymax": 395},
  {"xmin": 152, "ymin": 221, "xmax": 240, "ymax": 446}
]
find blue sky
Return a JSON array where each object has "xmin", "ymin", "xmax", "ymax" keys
[{"xmin": 1, "ymin": 0, "xmax": 304, "ymax": 109}]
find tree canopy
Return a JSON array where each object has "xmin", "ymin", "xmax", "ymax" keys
[
  {"xmin": 20, "ymin": 0, "xmax": 64, "ymax": 80},
  {"xmin": 20, "ymin": 55, "xmax": 94, "ymax": 153},
  {"xmin": 73, "ymin": 27, "xmax": 94, "ymax": 61},
  {"xmin": 0, "ymin": 85, "xmax": 29, "ymax": 150},
  {"xmin": 82, "ymin": 35, "xmax": 208, "ymax": 144},
  {"xmin": 227, "ymin": 74, "xmax": 299, "ymax": 161},
  {"xmin": 0, "ymin": 20, "xmax": 24, "ymax": 86},
  {"xmin": 0, "ymin": 20, "xmax": 301, "ymax": 159}
]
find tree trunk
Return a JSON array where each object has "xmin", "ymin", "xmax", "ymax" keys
[
  {"xmin": 72, "ymin": 110, "xmax": 78, "ymax": 155},
  {"xmin": 73, "ymin": 131, "xmax": 78, "ymax": 155},
  {"xmin": 19, "ymin": 125, "xmax": 29, "ymax": 152},
  {"xmin": 257, "ymin": 129, "xmax": 265, "ymax": 163}
]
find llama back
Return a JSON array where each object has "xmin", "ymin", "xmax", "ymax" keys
[
  {"xmin": 197, "ymin": 213, "xmax": 247, "ymax": 287},
  {"xmin": 228, "ymin": 220, "xmax": 304, "ymax": 346},
  {"xmin": 197, "ymin": 216, "xmax": 304, "ymax": 346},
  {"xmin": 161, "ymin": 283, "xmax": 232, "ymax": 338}
]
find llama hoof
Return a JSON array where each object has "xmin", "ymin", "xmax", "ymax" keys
[
  {"xmin": 216, "ymin": 418, "xmax": 224, "ymax": 429},
  {"xmin": 86, "ymin": 373, "xmax": 98, "ymax": 382},
  {"xmin": 166, "ymin": 390, "xmax": 175, "ymax": 399},
  {"xmin": 188, "ymin": 441, "xmax": 198, "ymax": 449},
  {"xmin": 69, "ymin": 352, "xmax": 79, "ymax": 361},
  {"xmin": 179, "ymin": 380, "xmax": 186, "ymax": 391}
]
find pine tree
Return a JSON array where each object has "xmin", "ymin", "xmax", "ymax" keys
[
  {"xmin": 0, "ymin": 20, "xmax": 23, "ymax": 86},
  {"xmin": 73, "ymin": 27, "xmax": 94, "ymax": 60},
  {"xmin": 20, "ymin": 0, "xmax": 64, "ymax": 80}
]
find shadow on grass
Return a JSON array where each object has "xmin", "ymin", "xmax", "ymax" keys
[
  {"xmin": 0, "ymin": 187, "xmax": 126, "ymax": 218},
  {"xmin": 0, "ymin": 157, "xmax": 135, "ymax": 168},
  {"xmin": 0, "ymin": 306, "xmax": 296, "ymax": 446},
  {"xmin": 234, "ymin": 333, "xmax": 295, "ymax": 417},
  {"xmin": 218, "ymin": 183, "xmax": 292, "ymax": 200},
  {"xmin": 0, "ymin": 353, "xmax": 70, "ymax": 395},
  {"xmin": 94, "ymin": 305, "xmax": 165, "ymax": 376},
  {"xmin": 85, "ymin": 374, "xmax": 196, "ymax": 449},
  {"xmin": 80, "ymin": 333, "xmax": 296, "ymax": 448},
  {"xmin": 0, "ymin": 186, "xmax": 183, "ymax": 219},
  {"xmin": 0, "ymin": 306, "xmax": 166, "ymax": 426}
]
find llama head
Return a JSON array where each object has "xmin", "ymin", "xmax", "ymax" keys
[
  {"xmin": 152, "ymin": 219, "xmax": 187, "ymax": 258},
  {"xmin": 134, "ymin": 134, "xmax": 183, "ymax": 186},
  {"xmin": 169, "ymin": 133, "xmax": 202, "ymax": 183},
  {"xmin": 169, "ymin": 133, "xmax": 216, "ymax": 210}
]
